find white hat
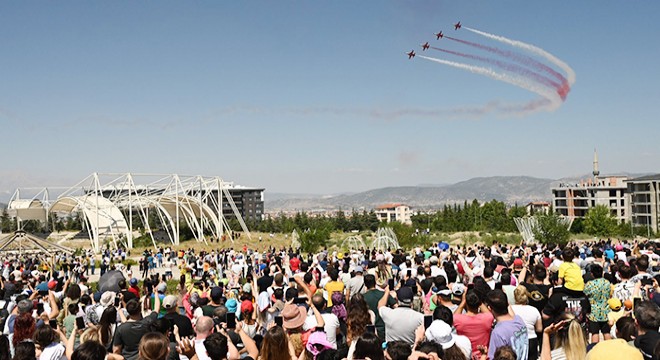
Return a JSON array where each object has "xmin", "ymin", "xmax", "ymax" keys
[{"xmin": 425, "ymin": 320, "xmax": 456, "ymax": 349}]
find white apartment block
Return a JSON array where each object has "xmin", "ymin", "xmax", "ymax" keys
[{"xmin": 375, "ymin": 203, "xmax": 412, "ymax": 225}]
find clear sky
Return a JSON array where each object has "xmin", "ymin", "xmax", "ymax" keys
[{"xmin": 1, "ymin": 1, "xmax": 659, "ymax": 199}]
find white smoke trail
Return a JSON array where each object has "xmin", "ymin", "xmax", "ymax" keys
[
  {"xmin": 418, "ymin": 55, "xmax": 561, "ymax": 111},
  {"xmin": 464, "ymin": 27, "xmax": 576, "ymax": 86}
]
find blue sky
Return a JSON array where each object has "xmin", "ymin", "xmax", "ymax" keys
[{"xmin": 1, "ymin": 1, "xmax": 659, "ymax": 198}]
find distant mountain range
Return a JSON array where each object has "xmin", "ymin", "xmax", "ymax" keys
[{"xmin": 265, "ymin": 173, "xmax": 649, "ymax": 211}]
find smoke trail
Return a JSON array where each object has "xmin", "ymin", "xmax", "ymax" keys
[
  {"xmin": 418, "ymin": 55, "xmax": 561, "ymax": 111},
  {"xmin": 429, "ymin": 46, "xmax": 564, "ymax": 99},
  {"xmin": 445, "ymin": 35, "xmax": 569, "ymax": 91},
  {"xmin": 463, "ymin": 26, "xmax": 576, "ymax": 86}
]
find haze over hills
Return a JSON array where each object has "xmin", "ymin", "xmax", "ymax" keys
[{"xmin": 265, "ymin": 173, "xmax": 650, "ymax": 211}]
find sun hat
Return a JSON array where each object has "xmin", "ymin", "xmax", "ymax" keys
[
  {"xmin": 282, "ymin": 304, "xmax": 306, "ymax": 329},
  {"xmin": 225, "ymin": 298, "xmax": 238, "ymax": 313},
  {"xmin": 100, "ymin": 291, "xmax": 116, "ymax": 307},
  {"xmin": 425, "ymin": 320, "xmax": 456, "ymax": 350},
  {"xmin": 306, "ymin": 331, "xmax": 336, "ymax": 356}
]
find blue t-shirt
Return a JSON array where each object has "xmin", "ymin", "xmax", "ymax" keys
[{"xmin": 488, "ymin": 315, "xmax": 528, "ymax": 360}]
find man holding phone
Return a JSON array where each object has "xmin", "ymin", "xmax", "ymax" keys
[{"xmin": 378, "ymin": 285, "xmax": 423, "ymax": 343}]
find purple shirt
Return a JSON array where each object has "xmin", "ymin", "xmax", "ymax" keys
[{"xmin": 488, "ymin": 315, "xmax": 528, "ymax": 360}]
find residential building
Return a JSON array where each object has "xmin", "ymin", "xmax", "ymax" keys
[
  {"xmin": 551, "ymin": 150, "xmax": 629, "ymax": 221},
  {"xmin": 374, "ymin": 203, "xmax": 412, "ymax": 225},
  {"xmin": 525, "ymin": 201, "xmax": 550, "ymax": 215},
  {"xmin": 627, "ymin": 174, "xmax": 660, "ymax": 233}
]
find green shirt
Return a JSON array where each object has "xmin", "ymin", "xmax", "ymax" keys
[{"xmin": 363, "ymin": 289, "xmax": 396, "ymax": 336}]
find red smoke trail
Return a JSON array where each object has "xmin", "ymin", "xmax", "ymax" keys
[
  {"xmin": 445, "ymin": 36, "xmax": 570, "ymax": 99},
  {"xmin": 430, "ymin": 46, "xmax": 566, "ymax": 100}
]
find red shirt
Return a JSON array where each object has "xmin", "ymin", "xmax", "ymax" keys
[
  {"xmin": 128, "ymin": 286, "xmax": 140, "ymax": 298},
  {"xmin": 453, "ymin": 312, "xmax": 494, "ymax": 358},
  {"xmin": 289, "ymin": 257, "xmax": 301, "ymax": 272}
]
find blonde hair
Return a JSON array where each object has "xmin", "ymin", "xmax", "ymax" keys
[
  {"xmin": 81, "ymin": 325, "xmax": 100, "ymax": 343},
  {"xmin": 513, "ymin": 285, "xmax": 529, "ymax": 305},
  {"xmin": 553, "ymin": 313, "xmax": 587, "ymax": 360}
]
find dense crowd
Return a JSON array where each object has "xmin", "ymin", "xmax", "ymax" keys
[{"xmin": 2, "ymin": 239, "xmax": 660, "ymax": 360}]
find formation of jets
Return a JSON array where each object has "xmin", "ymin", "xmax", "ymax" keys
[{"xmin": 407, "ymin": 21, "xmax": 459, "ymax": 59}]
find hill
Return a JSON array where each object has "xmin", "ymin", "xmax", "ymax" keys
[{"xmin": 266, "ymin": 175, "xmax": 555, "ymax": 211}]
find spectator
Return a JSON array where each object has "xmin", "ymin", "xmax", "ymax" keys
[
  {"xmin": 353, "ymin": 332, "xmax": 384, "ymax": 360},
  {"xmin": 378, "ymin": 286, "xmax": 423, "ymax": 344},
  {"xmin": 558, "ymin": 248, "xmax": 584, "ymax": 292},
  {"xmin": 138, "ymin": 332, "xmax": 169, "ymax": 360},
  {"xmin": 485, "ymin": 289, "xmax": 528, "ymax": 360},
  {"xmin": 453, "ymin": 290, "xmax": 493, "ymax": 359},
  {"xmin": 324, "ymin": 268, "xmax": 344, "ymax": 307},
  {"xmin": 424, "ymin": 320, "xmax": 468, "ymax": 360},
  {"xmin": 583, "ymin": 264, "xmax": 612, "ymax": 344},
  {"xmin": 13, "ymin": 341, "xmax": 36, "ymax": 360},
  {"xmin": 511, "ymin": 285, "xmax": 542, "ymax": 360},
  {"xmin": 345, "ymin": 267, "xmax": 365, "ymax": 300},
  {"xmin": 162, "ymin": 296, "xmax": 194, "ymax": 339},
  {"xmin": 260, "ymin": 326, "xmax": 295, "ymax": 360},
  {"xmin": 541, "ymin": 312, "xmax": 587, "ymax": 360},
  {"xmin": 431, "ymin": 305, "xmax": 471, "ymax": 359},
  {"xmin": 304, "ymin": 294, "xmax": 340, "ymax": 348},
  {"xmin": 33, "ymin": 325, "xmax": 66, "ymax": 360},
  {"xmin": 633, "ymin": 301, "xmax": 660, "ymax": 359},
  {"xmin": 193, "ymin": 316, "xmax": 215, "ymax": 360},
  {"xmin": 113, "ymin": 299, "xmax": 159, "ymax": 360},
  {"xmin": 363, "ymin": 274, "xmax": 395, "ymax": 340}
]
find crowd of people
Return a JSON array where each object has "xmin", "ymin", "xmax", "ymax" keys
[{"xmin": 1, "ymin": 239, "xmax": 660, "ymax": 360}]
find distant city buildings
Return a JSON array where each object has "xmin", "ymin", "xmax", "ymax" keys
[
  {"xmin": 374, "ymin": 203, "xmax": 412, "ymax": 225},
  {"xmin": 550, "ymin": 150, "xmax": 660, "ymax": 233}
]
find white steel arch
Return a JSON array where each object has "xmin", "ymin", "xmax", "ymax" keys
[{"xmin": 7, "ymin": 173, "xmax": 257, "ymax": 252}]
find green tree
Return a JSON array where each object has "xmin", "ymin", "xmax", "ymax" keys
[
  {"xmin": 533, "ymin": 213, "xmax": 570, "ymax": 246},
  {"xmin": 583, "ymin": 205, "xmax": 618, "ymax": 237}
]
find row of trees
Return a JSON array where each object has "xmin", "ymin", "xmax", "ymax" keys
[{"xmin": 410, "ymin": 200, "xmax": 528, "ymax": 233}]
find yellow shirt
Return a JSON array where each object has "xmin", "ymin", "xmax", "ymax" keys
[
  {"xmin": 324, "ymin": 281, "xmax": 345, "ymax": 306},
  {"xmin": 559, "ymin": 261, "xmax": 584, "ymax": 291},
  {"xmin": 586, "ymin": 339, "xmax": 643, "ymax": 360}
]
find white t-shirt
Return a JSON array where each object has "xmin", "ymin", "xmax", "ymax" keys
[
  {"xmin": 39, "ymin": 342, "xmax": 66, "ymax": 360},
  {"xmin": 194, "ymin": 338, "xmax": 211, "ymax": 360},
  {"xmin": 511, "ymin": 304, "xmax": 541, "ymax": 339},
  {"xmin": 454, "ymin": 333, "xmax": 473, "ymax": 359},
  {"xmin": 304, "ymin": 312, "xmax": 340, "ymax": 347}
]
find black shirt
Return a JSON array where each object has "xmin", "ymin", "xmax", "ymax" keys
[
  {"xmin": 257, "ymin": 275, "xmax": 273, "ymax": 293},
  {"xmin": 113, "ymin": 313, "xmax": 158, "ymax": 360},
  {"xmin": 542, "ymin": 286, "xmax": 589, "ymax": 326},
  {"xmin": 163, "ymin": 312, "xmax": 194, "ymax": 338},
  {"xmin": 635, "ymin": 330, "xmax": 660, "ymax": 360},
  {"xmin": 523, "ymin": 282, "xmax": 550, "ymax": 315}
]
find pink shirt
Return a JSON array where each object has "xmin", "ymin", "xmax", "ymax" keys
[{"xmin": 453, "ymin": 312, "xmax": 494, "ymax": 358}]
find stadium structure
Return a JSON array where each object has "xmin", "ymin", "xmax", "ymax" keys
[{"xmin": 6, "ymin": 173, "xmax": 256, "ymax": 252}]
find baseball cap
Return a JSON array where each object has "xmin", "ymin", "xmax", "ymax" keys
[
  {"xmin": 129, "ymin": 278, "xmax": 138, "ymax": 286},
  {"xmin": 48, "ymin": 280, "xmax": 58, "ymax": 290},
  {"xmin": 396, "ymin": 286, "xmax": 414, "ymax": 304},
  {"xmin": 513, "ymin": 258, "xmax": 523, "ymax": 268},
  {"xmin": 210, "ymin": 286, "xmax": 223, "ymax": 299},
  {"xmin": 452, "ymin": 283, "xmax": 465, "ymax": 297},
  {"xmin": 353, "ymin": 266, "xmax": 364, "ymax": 273},
  {"xmin": 162, "ymin": 295, "xmax": 178, "ymax": 309},
  {"xmin": 156, "ymin": 283, "xmax": 167, "ymax": 293},
  {"xmin": 608, "ymin": 298, "xmax": 622, "ymax": 311},
  {"xmin": 241, "ymin": 300, "xmax": 254, "ymax": 313}
]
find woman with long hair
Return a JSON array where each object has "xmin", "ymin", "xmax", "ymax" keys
[
  {"xmin": 352, "ymin": 332, "xmax": 384, "ymax": 360},
  {"xmin": 12, "ymin": 313, "xmax": 35, "ymax": 347},
  {"xmin": 97, "ymin": 307, "xmax": 118, "ymax": 349},
  {"xmin": 346, "ymin": 294, "xmax": 372, "ymax": 345},
  {"xmin": 260, "ymin": 326, "xmax": 295, "ymax": 360},
  {"xmin": 138, "ymin": 332, "xmax": 169, "ymax": 360},
  {"xmin": 511, "ymin": 286, "xmax": 542, "ymax": 360},
  {"xmin": 541, "ymin": 312, "xmax": 587, "ymax": 360}
]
